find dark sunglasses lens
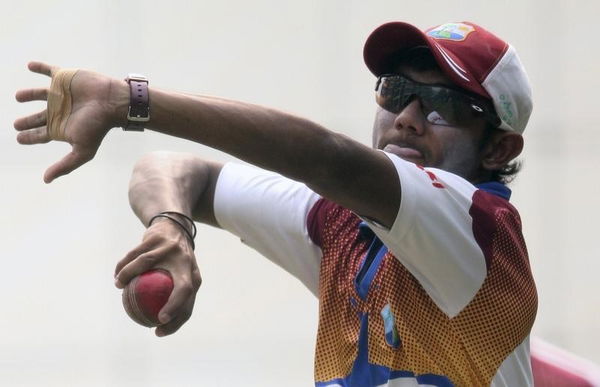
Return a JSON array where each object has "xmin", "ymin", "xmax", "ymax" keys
[
  {"xmin": 426, "ymin": 93, "xmax": 489, "ymax": 126},
  {"xmin": 419, "ymin": 91, "xmax": 458, "ymax": 125},
  {"xmin": 376, "ymin": 77, "xmax": 408, "ymax": 114},
  {"xmin": 376, "ymin": 76, "xmax": 494, "ymax": 127}
]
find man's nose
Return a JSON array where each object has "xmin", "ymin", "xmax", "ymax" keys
[{"xmin": 393, "ymin": 98, "xmax": 425, "ymax": 135}]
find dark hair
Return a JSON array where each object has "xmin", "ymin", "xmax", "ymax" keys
[
  {"xmin": 490, "ymin": 161, "xmax": 522, "ymax": 184},
  {"xmin": 390, "ymin": 47, "xmax": 523, "ymax": 184}
]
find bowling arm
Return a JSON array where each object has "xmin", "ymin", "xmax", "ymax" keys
[{"xmin": 116, "ymin": 151, "xmax": 221, "ymax": 336}]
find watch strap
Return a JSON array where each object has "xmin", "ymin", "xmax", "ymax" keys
[{"xmin": 124, "ymin": 74, "xmax": 149, "ymax": 131}]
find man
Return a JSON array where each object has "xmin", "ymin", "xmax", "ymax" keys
[{"xmin": 15, "ymin": 21, "xmax": 537, "ymax": 386}]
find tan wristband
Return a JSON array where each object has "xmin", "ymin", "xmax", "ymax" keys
[{"xmin": 47, "ymin": 68, "xmax": 79, "ymax": 141}]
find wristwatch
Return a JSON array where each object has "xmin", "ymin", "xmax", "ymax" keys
[{"xmin": 123, "ymin": 73, "xmax": 150, "ymax": 131}]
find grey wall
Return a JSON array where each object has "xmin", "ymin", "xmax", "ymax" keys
[{"xmin": 1, "ymin": 0, "xmax": 598, "ymax": 385}]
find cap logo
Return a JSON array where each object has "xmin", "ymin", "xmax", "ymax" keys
[
  {"xmin": 427, "ymin": 23, "xmax": 475, "ymax": 41},
  {"xmin": 498, "ymin": 94, "xmax": 515, "ymax": 126}
]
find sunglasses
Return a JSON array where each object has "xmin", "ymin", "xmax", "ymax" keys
[{"xmin": 375, "ymin": 74, "xmax": 500, "ymax": 128}]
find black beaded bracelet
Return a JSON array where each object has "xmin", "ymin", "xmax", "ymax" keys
[{"xmin": 148, "ymin": 211, "xmax": 196, "ymax": 250}]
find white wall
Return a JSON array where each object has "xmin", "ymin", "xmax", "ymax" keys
[{"xmin": 1, "ymin": 0, "xmax": 598, "ymax": 385}]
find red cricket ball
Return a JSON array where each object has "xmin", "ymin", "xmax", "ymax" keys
[{"xmin": 122, "ymin": 269, "xmax": 174, "ymax": 327}]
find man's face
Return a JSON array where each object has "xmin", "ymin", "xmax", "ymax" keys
[{"xmin": 372, "ymin": 65, "xmax": 490, "ymax": 182}]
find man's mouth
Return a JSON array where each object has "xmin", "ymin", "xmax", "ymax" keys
[{"xmin": 382, "ymin": 143, "xmax": 424, "ymax": 162}]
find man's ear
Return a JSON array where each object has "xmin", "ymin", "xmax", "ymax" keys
[{"xmin": 481, "ymin": 131, "xmax": 524, "ymax": 171}]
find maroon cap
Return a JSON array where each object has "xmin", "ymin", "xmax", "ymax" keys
[{"xmin": 363, "ymin": 21, "xmax": 533, "ymax": 133}]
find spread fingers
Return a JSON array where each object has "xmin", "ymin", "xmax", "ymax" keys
[
  {"xmin": 15, "ymin": 87, "xmax": 48, "ymax": 102},
  {"xmin": 16, "ymin": 127, "xmax": 50, "ymax": 145},
  {"xmin": 27, "ymin": 61, "xmax": 59, "ymax": 77},
  {"xmin": 14, "ymin": 110, "xmax": 47, "ymax": 131}
]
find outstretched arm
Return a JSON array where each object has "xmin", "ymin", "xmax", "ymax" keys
[
  {"xmin": 115, "ymin": 151, "xmax": 222, "ymax": 337},
  {"xmin": 14, "ymin": 62, "xmax": 400, "ymax": 227}
]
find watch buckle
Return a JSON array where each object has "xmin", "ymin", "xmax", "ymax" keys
[{"xmin": 127, "ymin": 106, "xmax": 150, "ymax": 122}]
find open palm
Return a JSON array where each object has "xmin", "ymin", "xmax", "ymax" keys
[{"xmin": 14, "ymin": 62, "xmax": 124, "ymax": 183}]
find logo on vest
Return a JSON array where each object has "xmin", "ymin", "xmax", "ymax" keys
[
  {"xmin": 381, "ymin": 304, "xmax": 400, "ymax": 349},
  {"xmin": 427, "ymin": 23, "xmax": 475, "ymax": 41}
]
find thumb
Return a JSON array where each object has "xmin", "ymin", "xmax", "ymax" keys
[{"xmin": 43, "ymin": 147, "xmax": 94, "ymax": 183}]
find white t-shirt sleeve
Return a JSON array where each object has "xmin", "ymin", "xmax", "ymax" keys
[
  {"xmin": 213, "ymin": 162, "xmax": 322, "ymax": 296},
  {"xmin": 361, "ymin": 152, "xmax": 487, "ymax": 317}
]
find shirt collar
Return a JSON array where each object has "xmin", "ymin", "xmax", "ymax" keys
[{"xmin": 476, "ymin": 181, "xmax": 512, "ymax": 200}]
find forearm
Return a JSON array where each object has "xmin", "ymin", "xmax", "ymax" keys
[
  {"xmin": 145, "ymin": 89, "xmax": 354, "ymax": 184},
  {"xmin": 128, "ymin": 151, "xmax": 221, "ymax": 228}
]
